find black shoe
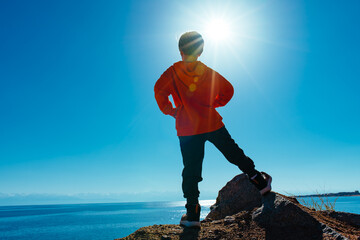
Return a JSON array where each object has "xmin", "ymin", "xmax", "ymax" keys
[
  {"xmin": 250, "ymin": 171, "xmax": 272, "ymax": 195},
  {"xmin": 180, "ymin": 203, "xmax": 201, "ymax": 228}
]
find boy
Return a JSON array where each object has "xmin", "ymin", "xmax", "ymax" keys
[{"xmin": 154, "ymin": 31, "xmax": 271, "ymax": 228}]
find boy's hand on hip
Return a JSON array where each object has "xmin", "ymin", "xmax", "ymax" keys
[{"xmin": 171, "ymin": 107, "xmax": 180, "ymax": 118}]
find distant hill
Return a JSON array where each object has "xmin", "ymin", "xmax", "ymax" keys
[{"xmin": 296, "ymin": 190, "xmax": 360, "ymax": 198}]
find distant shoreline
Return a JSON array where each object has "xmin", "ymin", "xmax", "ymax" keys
[{"xmin": 295, "ymin": 191, "xmax": 360, "ymax": 198}]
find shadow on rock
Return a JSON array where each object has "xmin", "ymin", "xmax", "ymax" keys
[{"xmin": 179, "ymin": 227, "xmax": 200, "ymax": 240}]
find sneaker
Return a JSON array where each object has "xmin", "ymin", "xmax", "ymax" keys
[
  {"xmin": 180, "ymin": 203, "xmax": 201, "ymax": 228},
  {"xmin": 250, "ymin": 171, "xmax": 272, "ymax": 195}
]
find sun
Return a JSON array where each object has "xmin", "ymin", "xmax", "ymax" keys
[{"xmin": 203, "ymin": 18, "xmax": 233, "ymax": 44}]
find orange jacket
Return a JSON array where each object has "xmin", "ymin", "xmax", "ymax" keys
[{"xmin": 154, "ymin": 61, "xmax": 234, "ymax": 136}]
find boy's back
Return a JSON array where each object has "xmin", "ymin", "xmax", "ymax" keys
[{"xmin": 154, "ymin": 61, "xmax": 233, "ymax": 136}]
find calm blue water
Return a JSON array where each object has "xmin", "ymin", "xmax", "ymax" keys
[
  {"xmin": 0, "ymin": 200, "xmax": 214, "ymax": 240},
  {"xmin": 0, "ymin": 197, "xmax": 359, "ymax": 240}
]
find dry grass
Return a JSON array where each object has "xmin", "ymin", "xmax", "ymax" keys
[
  {"xmin": 297, "ymin": 194, "xmax": 338, "ymax": 211},
  {"xmin": 286, "ymin": 191, "xmax": 338, "ymax": 211}
]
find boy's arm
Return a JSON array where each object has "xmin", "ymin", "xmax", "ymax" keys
[
  {"xmin": 154, "ymin": 70, "xmax": 177, "ymax": 117},
  {"xmin": 213, "ymin": 72, "xmax": 234, "ymax": 108}
]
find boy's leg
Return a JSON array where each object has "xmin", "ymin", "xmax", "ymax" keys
[
  {"xmin": 179, "ymin": 134, "xmax": 206, "ymax": 204},
  {"xmin": 207, "ymin": 127, "xmax": 257, "ymax": 177},
  {"xmin": 179, "ymin": 134, "xmax": 205, "ymax": 227},
  {"xmin": 207, "ymin": 126, "xmax": 271, "ymax": 194}
]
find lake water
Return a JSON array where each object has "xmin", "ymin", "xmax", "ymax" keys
[
  {"xmin": 298, "ymin": 196, "xmax": 360, "ymax": 214},
  {"xmin": 0, "ymin": 197, "xmax": 359, "ymax": 240}
]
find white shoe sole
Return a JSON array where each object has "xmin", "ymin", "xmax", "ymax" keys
[
  {"xmin": 259, "ymin": 172, "xmax": 272, "ymax": 195},
  {"xmin": 180, "ymin": 220, "xmax": 201, "ymax": 228}
]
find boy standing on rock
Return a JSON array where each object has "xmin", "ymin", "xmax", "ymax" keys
[{"xmin": 154, "ymin": 31, "xmax": 272, "ymax": 228}]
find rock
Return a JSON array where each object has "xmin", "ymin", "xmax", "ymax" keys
[
  {"xmin": 160, "ymin": 235, "xmax": 171, "ymax": 240},
  {"xmin": 224, "ymin": 215, "xmax": 236, "ymax": 224},
  {"xmin": 321, "ymin": 223, "xmax": 348, "ymax": 240},
  {"xmin": 251, "ymin": 192, "xmax": 326, "ymax": 239},
  {"xmin": 211, "ymin": 219, "xmax": 222, "ymax": 224},
  {"xmin": 325, "ymin": 211, "xmax": 360, "ymax": 228},
  {"xmin": 206, "ymin": 174, "xmax": 262, "ymax": 220},
  {"xmin": 252, "ymin": 192, "xmax": 320, "ymax": 227}
]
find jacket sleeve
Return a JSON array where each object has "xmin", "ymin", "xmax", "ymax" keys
[
  {"xmin": 213, "ymin": 72, "xmax": 234, "ymax": 108},
  {"xmin": 154, "ymin": 69, "xmax": 177, "ymax": 117}
]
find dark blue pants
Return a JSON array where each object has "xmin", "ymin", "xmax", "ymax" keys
[{"xmin": 179, "ymin": 126, "xmax": 256, "ymax": 201}]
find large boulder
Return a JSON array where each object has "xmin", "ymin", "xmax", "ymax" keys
[
  {"xmin": 251, "ymin": 192, "xmax": 327, "ymax": 239},
  {"xmin": 205, "ymin": 174, "xmax": 349, "ymax": 239},
  {"xmin": 205, "ymin": 173, "xmax": 262, "ymax": 220},
  {"xmin": 252, "ymin": 192, "xmax": 319, "ymax": 227}
]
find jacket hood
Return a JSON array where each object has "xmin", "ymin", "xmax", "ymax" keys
[{"xmin": 172, "ymin": 61, "xmax": 207, "ymax": 87}]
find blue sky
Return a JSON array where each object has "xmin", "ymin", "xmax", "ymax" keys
[{"xmin": 1, "ymin": 0, "xmax": 359, "ymax": 205}]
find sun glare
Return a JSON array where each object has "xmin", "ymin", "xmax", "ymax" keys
[{"xmin": 203, "ymin": 18, "xmax": 233, "ymax": 44}]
